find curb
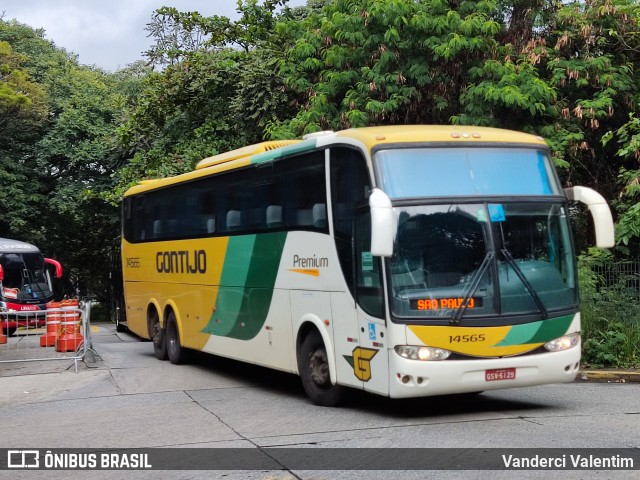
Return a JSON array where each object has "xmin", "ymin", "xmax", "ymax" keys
[{"xmin": 579, "ymin": 369, "xmax": 640, "ymax": 383}]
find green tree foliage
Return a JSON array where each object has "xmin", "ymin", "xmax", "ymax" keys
[
  {"xmin": 275, "ymin": 0, "xmax": 503, "ymax": 133},
  {"xmin": 0, "ymin": 40, "xmax": 47, "ymax": 141},
  {"xmin": 0, "ymin": 18, "xmax": 144, "ymax": 301},
  {"xmin": 603, "ymin": 114, "xmax": 640, "ymax": 252},
  {"xmin": 113, "ymin": 0, "xmax": 301, "ymax": 196},
  {"xmin": 0, "ymin": 27, "xmax": 49, "ymax": 239}
]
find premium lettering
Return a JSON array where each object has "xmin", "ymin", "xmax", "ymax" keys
[
  {"xmin": 293, "ymin": 254, "xmax": 328, "ymax": 268},
  {"xmin": 156, "ymin": 250, "xmax": 206, "ymax": 274}
]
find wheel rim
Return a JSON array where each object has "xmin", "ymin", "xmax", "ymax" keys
[
  {"xmin": 149, "ymin": 312, "xmax": 161, "ymax": 344},
  {"xmin": 308, "ymin": 348, "xmax": 330, "ymax": 388},
  {"xmin": 151, "ymin": 321, "xmax": 161, "ymax": 346}
]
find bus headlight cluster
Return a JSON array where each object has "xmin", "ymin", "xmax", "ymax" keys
[
  {"xmin": 544, "ymin": 333, "xmax": 580, "ymax": 352},
  {"xmin": 395, "ymin": 345, "xmax": 451, "ymax": 361}
]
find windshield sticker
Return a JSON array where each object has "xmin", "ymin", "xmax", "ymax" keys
[
  {"xmin": 489, "ymin": 204, "xmax": 506, "ymax": 222},
  {"xmin": 361, "ymin": 252, "xmax": 374, "ymax": 271},
  {"xmin": 368, "ymin": 322, "xmax": 376, "ymax": 340},
  {"xmin": 3, "ymin": 288, "xmax": 18, "ymax": 299},
  {"xmin": 477, "ymin": 204, "xmax": 506, "ymax": 222}
]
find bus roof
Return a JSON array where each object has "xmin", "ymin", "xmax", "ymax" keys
[
  {"xmin": 123, "ymin": 125, "xmax": 547, "ymax": 197},
  {"xmin": 0, "ymin": 238, "xmax": 40, "ymax": 253},
  {"xmin": 195, "ymin": 140, "xmax": 301, "ymax": 170},
  {"xmin": 333, "ymin": 125, "xmax": 547, "ymax": 150}
]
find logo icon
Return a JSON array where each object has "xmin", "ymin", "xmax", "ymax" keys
[
  {"xmin": 8, "ymin": 450, "xmax": 39, "ymax": 469},
  {"xmin": 343, "ymin": 347, "xmax": 378, "ymax": 382}
]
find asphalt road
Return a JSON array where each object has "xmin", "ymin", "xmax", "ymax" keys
[{"xmin": 0, "ymin": 322, "xmax": 638, "ymax": 480}]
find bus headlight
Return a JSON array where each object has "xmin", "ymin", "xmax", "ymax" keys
[
  {"xmin": 544, "ymin": 333, "xmax": 580, "ymax": 352},
  {"xmin": 395, "ymin": 345, "xmax": 451, "ymax": 361}
]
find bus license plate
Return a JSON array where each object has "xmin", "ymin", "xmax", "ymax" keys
[{"xmin": 485, "ymin": 368, "xmax": 516, "ymax": 382}]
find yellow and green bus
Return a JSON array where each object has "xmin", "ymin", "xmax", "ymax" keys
[{"xmin": 120, "ymin": 125, "xmax": 614, "ymax": 406}]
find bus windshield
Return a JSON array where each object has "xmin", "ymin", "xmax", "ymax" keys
[
  {"xmin": 389, "ymin": 202, "xmax": 577, "ymax": 320},
  {"xmin": 375, "ymin": 147, "xmax": 561, "ymax": 198},
  {"xmin": 0, "ymin": 252, "xmax": 53, "ymax": 301}
]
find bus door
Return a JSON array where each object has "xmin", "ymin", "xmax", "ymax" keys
[
  {"xmin": 329, "ymin": 210, "xmax": 388, "ymax": 394},
  {"xmin": 353, "ymin": 209, "xmax": 388, "ymax": 396}
]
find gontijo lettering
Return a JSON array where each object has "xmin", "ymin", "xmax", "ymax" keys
[{"xmin": 156, "ymin": 250, "xmax": 206, "ymax": 274}]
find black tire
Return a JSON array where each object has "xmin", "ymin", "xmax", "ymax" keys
[
  {"xmin": 298, "ymin": 330, "xmax": 345, "ymax": 407},
  {"xmin": 166, "ymin": 311, "xmax": 188, "ymax": 365},
  {"xmin": 148, "ymin": 310, "xmax": 167, "ymax": 360},
  {"xmin": 2, "ymin": 326, "xmax": 17, "ymax": 336}
]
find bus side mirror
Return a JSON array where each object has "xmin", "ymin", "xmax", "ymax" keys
[
  {"xmin": 45, "ymin": 258, "xmax": 63, "ymax": 278},
  {"xmin": 565, "ymin": 186, "xmax": 615, "ymax": 248},
  {"xmin": 370, "ymin": 188, "xmax": 395, "ymax": 257}
]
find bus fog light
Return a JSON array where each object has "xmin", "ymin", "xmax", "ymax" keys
[
  {"xmin": 544, "ymin": 333, "xmax": 580, "ymax": 352},
  {"xmin": 395, "ymin": 345, "xmax": 451, "ymax": 361}
]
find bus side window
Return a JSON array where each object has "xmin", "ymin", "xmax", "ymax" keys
[
  {"xmin": 278, "ymin": 151, "xmax": 326, "ymax": 231},
  {"xmin": 128, "ymin": 196, "xmax": 148, "ymax": 242},
  {"xmin": 330, "ymin": 147, "xmax": 372, "ymax": 295},
  {"xmin": 354, "ymin": 209, "xmax": 385, "ymax": 318}
]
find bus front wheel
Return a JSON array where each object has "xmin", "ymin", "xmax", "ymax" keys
[
  {"xmin": 148, "ymin": 310, "xmax": 167, "ymax": 361},
  {"xmin": 298, "ymin": 330, "xmax": 345, "ymax": 407},
  {"xmin": 166, "ymin": 312, "xmax": 188, "ymax": 365}
]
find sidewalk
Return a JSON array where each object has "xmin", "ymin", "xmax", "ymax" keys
[{"xmin": 579, "ymin": 368, "xmax": 640, "ymax": 383}]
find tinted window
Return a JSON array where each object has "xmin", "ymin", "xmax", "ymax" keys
[
  {"xmin": 123, "ymin": 151, "xmax": 327, "ymax": 242},
  {"xmin": 330, "ymin": 147, "xmax": 372, "ymax": 294}
]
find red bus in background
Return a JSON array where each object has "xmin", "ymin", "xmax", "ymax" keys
[{"xmin": 0, "ymin": 238, "xmax": 63, "ymax": 336}]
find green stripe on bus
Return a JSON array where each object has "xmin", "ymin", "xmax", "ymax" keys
[
  {"xmin": 204, "ymin": 232, "xmax": 287, "ymax": 339},
  {"xmin": 495, "ymin": 314, "xmax": 575, "ymax": 346},
  {"xmin": 221, "ymin": 235, "xmax": 256, "ymax": 285},
  {"xmin": 526, "ymin": 314, "xmax": 574, "ymax": 344},
  {"xmin": 204, "ymin": 236, "xmax": 256, "ymax": 337},
  {"xmin": 251, "ymin": 139, "xmax": 317, "ymax": 164}
]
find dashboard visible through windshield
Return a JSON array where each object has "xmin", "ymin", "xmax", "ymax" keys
[{"xmin": 388, "ymin": 202, "xmax": 577, "ymax": 321}]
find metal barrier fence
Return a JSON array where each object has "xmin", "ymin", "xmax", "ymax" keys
[
  {"xmin": 591, "ymin": 260, "xmax": 640, "ymax": 300},
  {"xmin": 0, "ymin": 301, "xmax": 97, "ymax": 373}
]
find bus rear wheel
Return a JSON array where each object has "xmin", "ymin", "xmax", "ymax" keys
[
  {"xmin": 166, "ymin": 312, "xmax": 188, "ymax": 365},
  {"xmin": 298, "ymin": 330, "xmax": 345, "ymax": 407},
  {"xmin": 148, "ymin": 310, "xmax": 167, "ymax": 360}
]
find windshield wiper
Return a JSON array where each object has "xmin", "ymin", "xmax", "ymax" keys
[
  {"xmin": 21, "ymin": 261, "xmax": 47, "ymax": 299},
  {"xmin": 451, "ymin": 251, "xmax": 494, "ymax": 325},
  {"xmin": 500, "ymin": 248, "xmax": 548, "ymax": 319}
]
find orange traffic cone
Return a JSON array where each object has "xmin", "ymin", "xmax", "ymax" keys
[
  {"xmin": 55, "ymin": 299, "xmax": 83, "ymax": 352},
  {"xmin": 40, "ymin": 301, "xmax": 61, "ymax": 347}
]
